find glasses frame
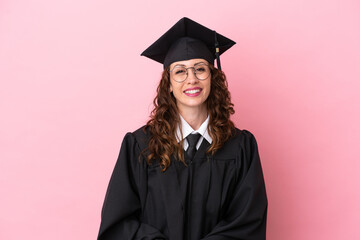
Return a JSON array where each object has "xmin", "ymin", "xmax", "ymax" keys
[{"xmin": 169, "ymin": 63, "xmax": 211, "ymax": 83}]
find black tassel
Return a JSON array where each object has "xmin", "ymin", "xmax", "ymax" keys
[{"xmin": 214, "ymin": 31, "xmax": 221, "ymax": 71}]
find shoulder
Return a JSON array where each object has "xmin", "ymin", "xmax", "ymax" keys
[
  {"xmin": 117, "ymin": 126, "xmax": 150, "ymax": 168},
  {"xmin": 226, "ymin": 127, "xmax": 258, "ymax": 149},
  {"xmin": 232, "ymin": 128, "xmax": 258, "ymax": 148},
  {"xmin": 213, "ymin": 127, "xmax": 259, "ymax": 159},
  {"xmin": 122, "ymin": 125, "xmax": 150, "ymax": 152},
  {"xmin": 232, "ymin": 127, "xmax": 256, "ymax": 139},
  {"xmin": 233, "ymin": 128, "xmax": 260, "ymax": 155}
]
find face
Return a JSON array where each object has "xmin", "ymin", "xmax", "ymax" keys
[{"xmin": 169, "ymin": 58, "xmax": 211, "ymax": 113}]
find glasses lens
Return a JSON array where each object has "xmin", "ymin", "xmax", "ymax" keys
[
  {"xmin": 194, "ymin": 64, "xmax": 210, "ymax": 80},
  {"xmin": 171, "ymin": 66, "xmax": 187, "ymax": 82},
  {"xmin": 170, "ymin": 64, "xmax": 210, "ymax": 82}
]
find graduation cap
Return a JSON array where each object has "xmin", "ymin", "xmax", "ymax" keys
[{"xmin": 141, "ymin": 17, "xmax": 236, "ymax": 70}]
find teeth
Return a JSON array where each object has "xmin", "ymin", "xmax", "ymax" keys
[{"xmin": 185, "ymin": 89, "xmax": 200, "ymax": 94}]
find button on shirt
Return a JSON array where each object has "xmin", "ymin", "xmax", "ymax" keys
[{"xmin": 176, "ymin": 115, "xmax": 213, "ymax": 150}]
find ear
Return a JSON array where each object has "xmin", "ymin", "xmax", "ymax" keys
[{"xmin": 169, "ymin": 84, "xmax": 173, "ymax": 92}]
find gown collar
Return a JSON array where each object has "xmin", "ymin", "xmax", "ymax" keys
[{"xmin": 176, "ymin": 114, "xmax": 212, "ymax": 150}]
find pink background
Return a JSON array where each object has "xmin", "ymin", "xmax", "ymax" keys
[{"xmin": 1, "ymin": 0, "xmax": 359, "ymax": 239}]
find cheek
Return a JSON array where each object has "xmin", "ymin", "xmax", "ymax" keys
[
  {"xmin": 171, "ymin": 82, "xmax": 183, "ymax": 94},
  {"xmin": 204, "ymin": 81, "xmax": 211, "ymax": 96}
]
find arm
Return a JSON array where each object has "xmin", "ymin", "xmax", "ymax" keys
[
  {"xmin": 97, "ymin": 133, "xmax": 167, "ymax": 240},
  {"xmin": 202, "ymin": 130, "xmax": 268, "ymax": 240}
]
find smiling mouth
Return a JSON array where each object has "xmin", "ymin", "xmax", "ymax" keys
[{"xmin": 184, "ymin": 89, "xmax": 201, "ymax": 94}]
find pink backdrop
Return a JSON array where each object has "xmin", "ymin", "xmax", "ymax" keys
[{"xmin": 1, "ymin": 0, "xmax": 359, "ymax": 239}]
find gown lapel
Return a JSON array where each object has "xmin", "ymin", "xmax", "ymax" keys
[
  {"xmin": 158, "ymin": 155, "xmax": 184, "ymax": 240},
  {"xmin": 157, "ymin": 139, "xmax": 211, "ymax": 240}
]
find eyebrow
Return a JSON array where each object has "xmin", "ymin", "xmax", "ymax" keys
[
  {"xmin": 172, "ymin": 61, "xmax": 207, "ymax": 68},
  {"xmin": 194, "ymin": 61, "xmax": 206, "ymax": 66},
  {"xmin": 173, "ymin": 64, "xmax": 186, "ymax": 68}
]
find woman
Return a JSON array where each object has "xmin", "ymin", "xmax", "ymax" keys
[{"xmin": 97, "ymin": 17, "xmax": 268, "ymax": 240}]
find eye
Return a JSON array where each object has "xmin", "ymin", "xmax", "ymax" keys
[
  {"xmin": 174, "ymin": 69, "xmax": 186, "ymax": 75},
  {"xmin": 195, "ymin": 67, "xmax": 206, "ymax": 73}
]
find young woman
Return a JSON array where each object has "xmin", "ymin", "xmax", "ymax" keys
[{"xmin": 97, "ymin": 17, "xmax": 268, "ymax": 240}]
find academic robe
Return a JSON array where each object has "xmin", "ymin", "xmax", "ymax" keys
[{"xmin": 97, "ymin": 126, "xmax": 268, "ymax": 240}]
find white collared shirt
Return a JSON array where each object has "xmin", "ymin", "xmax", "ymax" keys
[{"xmin": 176, "ymin": 114, "xmax": 213, "ymax": 151}]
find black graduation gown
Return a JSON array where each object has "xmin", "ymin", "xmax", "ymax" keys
[{"xmin": 97, "ymin": 126, "xmax": 267, "ymax": 240}]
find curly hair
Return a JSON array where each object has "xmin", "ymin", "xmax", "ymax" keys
[{"xmin": 145, "ymin": 64, "xmax": 235, "ymax": 171}]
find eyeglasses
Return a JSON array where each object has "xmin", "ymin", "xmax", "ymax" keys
[{"xmin": 169, "ymin": 63, "xmax": 211, "ymax": 83}]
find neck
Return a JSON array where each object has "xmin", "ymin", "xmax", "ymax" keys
[{"xmin": 179, "ymin": 105, "xmax": 208, "ymax": 130}]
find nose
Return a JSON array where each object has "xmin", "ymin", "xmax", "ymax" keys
[{"xmin": 186, "ymin": 68, "xmax": 198, "ymax": 84}]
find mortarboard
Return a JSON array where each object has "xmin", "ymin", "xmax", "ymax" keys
[{"xmin": 141, "ymin": 17, "xmax": 236, "ymax": 70}]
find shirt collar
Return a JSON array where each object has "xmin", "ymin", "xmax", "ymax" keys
[{"xmin": 176, "ymin": 114, "xmax": 213, "ymax": 144}]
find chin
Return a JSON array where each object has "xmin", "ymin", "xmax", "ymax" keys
[{"xmin": 184, "ymin": 102, "xmax": 207, "ymax": 109}]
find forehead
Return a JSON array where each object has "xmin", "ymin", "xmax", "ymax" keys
[{"xmin": 170, "ymin": 58, "xmax": 208, "ymax": 68}]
